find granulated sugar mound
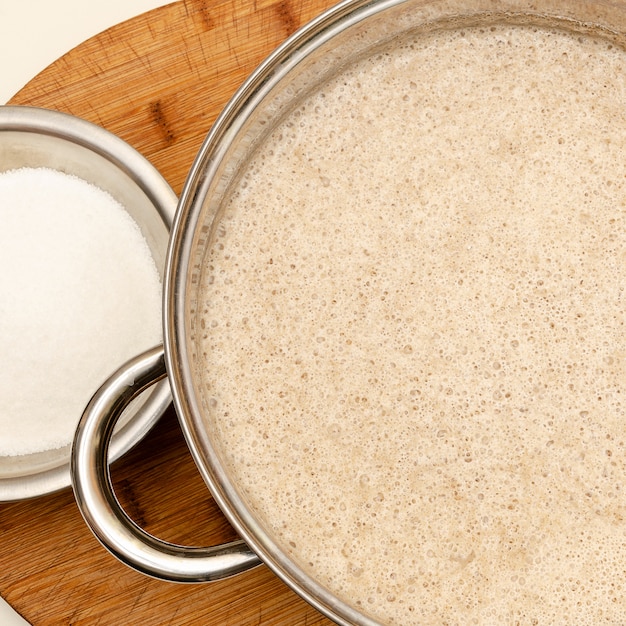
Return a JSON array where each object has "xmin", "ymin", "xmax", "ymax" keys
[{"xmin": 0, "ymin": 167, "xmax": 162, "ymax": 456}]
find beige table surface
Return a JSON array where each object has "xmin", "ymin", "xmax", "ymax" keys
[{"xmin": 0, "ymin": 1, "xmax": 171, "ymax": 104}]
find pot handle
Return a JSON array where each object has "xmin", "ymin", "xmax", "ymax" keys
[{"xmin": 71, "ymin": 345, "xmax": 261, "ymax": 582}]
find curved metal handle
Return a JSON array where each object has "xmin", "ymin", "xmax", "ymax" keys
[{"xmin": 71, "ymin": 345, "xmax": 261, "ymax": 582}]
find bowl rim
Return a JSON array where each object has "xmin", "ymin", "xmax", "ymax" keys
[{"xmin": 0, "ymin": 104, "xmax": 177, "ymax": 501}]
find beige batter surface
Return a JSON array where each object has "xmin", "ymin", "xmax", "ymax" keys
[{"xmin": 196, "ymin": 19, "xmax": 626, "ymax": 625}]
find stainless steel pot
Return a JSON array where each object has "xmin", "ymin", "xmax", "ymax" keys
[{"xmin": 71, "ymin": 0, "xmax": 626, "ymax": 624}]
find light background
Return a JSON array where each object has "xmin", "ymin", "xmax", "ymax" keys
[{"xmin": 0, "ymin": 0, "xmax": 172, "ymax": 103}]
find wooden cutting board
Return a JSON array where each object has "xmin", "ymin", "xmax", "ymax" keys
[{"xmin": 0, "ymin": 0, "xmax": 338, "ymax": 624}]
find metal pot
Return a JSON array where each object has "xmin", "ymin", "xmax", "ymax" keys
[{"xmin": 71, "ymin": 0, "xmax": 626, "ymax": 624}]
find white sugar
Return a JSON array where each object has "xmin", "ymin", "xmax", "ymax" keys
[{"xmin": 0, "ymin": 167, "xmax": 162, "ymax": 456}]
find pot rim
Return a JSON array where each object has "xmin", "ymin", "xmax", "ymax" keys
[
  {"xmin": 165, "ymin": 1, "xmax": 396, "ymax": 622},
  {"xmin": 162, "ymin": 0, "xmax": 626, "ymax": 622}
]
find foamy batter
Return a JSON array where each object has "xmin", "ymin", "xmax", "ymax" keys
[{"xmin": 196, "ymin": 20, "xmax": 626, "ymax": 625}]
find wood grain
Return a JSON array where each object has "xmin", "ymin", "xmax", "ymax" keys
[{"xmin": 0, "ymin": 0, "xmax": 337, "ymax": 623}]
